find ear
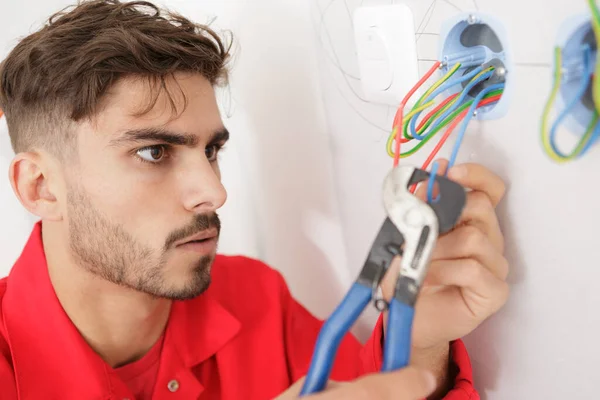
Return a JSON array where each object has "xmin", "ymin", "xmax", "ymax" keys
[{"xmin": 9, "ymin": 152, "xmax": 64, "ymax": 221}]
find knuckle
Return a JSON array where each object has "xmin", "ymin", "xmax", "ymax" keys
[
  {"xmin": 460, "ymin": 226, "xmax": 485, "ymax": 254},
  {"xmin": 472, "ymin": 191, "xmax": 495, "ymax": 214},
  {"xmin": 461, "ymin": 259, "xmax": 484, "ymax": 283},
  {"xmin": 497, "ymin": 178, "xmax": 507, "ymax": 199},
  {"xmin": 498, "ymin": 257, "xmax": 510, "ymax": 280},
  {"xmin": 496, "ymin": 281, "xmax": 510, "ymax": 308}
]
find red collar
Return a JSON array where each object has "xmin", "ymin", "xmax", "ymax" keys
[{"xmin": 2, "ymin": 222, "xmax": 241, "ymax": 399}]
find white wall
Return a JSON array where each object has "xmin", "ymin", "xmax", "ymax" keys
[{"xmin": 314, "ymin": 0, "xmax": 600, "ymax": 399}]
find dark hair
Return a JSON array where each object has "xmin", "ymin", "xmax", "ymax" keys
[{"xmin": 0, "ymin": 0, "xmax": 232, "ymax": 154}]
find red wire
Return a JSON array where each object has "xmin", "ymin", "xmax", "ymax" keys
[
  {"xmin": 416, "ymin": 93, "xmax": 459, "ymax": 132},
  {"xmin": 397, "ymin": 94, "xmax": 459, "ymax": 145},
  {"xmin": 409, "ymin": 94, "xmax": 502, "ymax": 194},
  {"xmin": 392, "ymin": 62, "xmax": 441, "ymax": 167}
]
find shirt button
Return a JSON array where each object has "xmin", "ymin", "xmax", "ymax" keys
[{"xmin": 168, "ymin": 379, "xmax": 180, "ymax": 392}]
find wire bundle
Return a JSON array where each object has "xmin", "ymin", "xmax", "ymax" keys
[
  {"xmin": 387, "ymin": 61, "xmax": 505, "ymax": 201},
  {"xmin": 588, "ymin": 0, "xmax": 600, "ymax": 113},
  {"xmin": 540, "ymin": 45, "xmax": 600, "ymax": 162}
]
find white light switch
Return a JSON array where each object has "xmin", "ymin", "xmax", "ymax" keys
[{"xmin": 353, "ymin": 4, "xmax": 420, "ymax": 107}]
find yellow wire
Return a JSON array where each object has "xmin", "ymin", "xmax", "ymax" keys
[
  {"xmin": 540, "ymin": 47, "xmax": 599, "ymax": 162},
  {"xmin": 386, "ymin": 100, "xmax": 437, "ymax": 157},
  {"xmin": 587, "ymin": 0, "xmax": 600, "ymax": 113},
  {"xmin": 419, "ymin": 63, "xmax": 462, "ymax": 105},
  {"xmin": 540, "ymin": 48, "xmax": 566, "ymax": 162}
]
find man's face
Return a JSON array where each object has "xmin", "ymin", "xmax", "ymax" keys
[{"xmin": 63, "ymin": 73, "xmax": 228, "ymax": 300}]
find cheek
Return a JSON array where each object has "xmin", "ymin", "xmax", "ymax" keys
[{"xmin": 76, "ymin": 156, "xmax": 179, "ymax": 241}]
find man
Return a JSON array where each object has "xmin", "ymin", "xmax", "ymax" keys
[{"xmin": 0, "ymin": 1, "xmax": 509, "ymax": 399}]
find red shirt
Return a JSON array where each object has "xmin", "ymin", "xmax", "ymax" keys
[
  {"xmin": 0, "ymin": 223, "xmax": 478, "ymax": 399},
  {"xmin": 115, "ymin": 333, "xmax": 165, "ymax": 399}
]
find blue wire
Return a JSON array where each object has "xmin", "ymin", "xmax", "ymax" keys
[
  {"xmin": 410, "ymin": 70, "xmax": 494, "ymax": 140},
  {"xmin": 426, "ymin": 161, "xmax": 440, "ymax": 204},
  {"xmin": 549, "ymin": 44, "xmax": 594, "ymax": 158},
  {"xmin": 578, "ymin": 119, "xmax": 600, "ymax": 157},
  {"xmin": 406, "ymin": 67, "xmax": 484, "ymax": 141},
  {"xmin": 447, "ymin": 83, "xmax": 506, "ymax": 169}
]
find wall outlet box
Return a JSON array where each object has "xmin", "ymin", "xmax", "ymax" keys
[{"xmin": 353, "ymin": 4, "xmax": 420, "ymax": 107}]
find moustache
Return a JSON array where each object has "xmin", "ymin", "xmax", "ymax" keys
[{"xmin": 164, "ymin": 213, "xmax": 221, "ymax": 250}]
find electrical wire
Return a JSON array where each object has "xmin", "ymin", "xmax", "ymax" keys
[
  {"xmin": 404, "ymin": 66, "xmax": 485, "ymax": 140},
  {"xmin": 426, "ymin": 161, "xmax": 441, "ymax": 204},
  {"xmin": 386, "ymin": 89, "xmax": 503, "ymax": 158},
  {"xmin": 541, "ymin": 46, "xmax": 599, "ymax": 162},
  {"xmin": 420, "ymin": 94, "xmax": 502, "ymax": 172},
  {"xmin": 586, "ymin": 0, "xmax": 600, "ymax": 113},
  {"xmin": 410, "ymin": 68, "xmax": 494, "ymax": 140},
  {"xmin": 392, "ymin": 62, "xmax": 442, "ymax": 167},
  {"xmin": 448, "ymin": 83, "xmax": 506, "ymax": 168},
  {"xmin": 415, "ymin": 93, "xmax": 502, "ymax": 197},
  {"xmin": 549, "ymin": 45, "xmax": 594, "ymax": 157}
]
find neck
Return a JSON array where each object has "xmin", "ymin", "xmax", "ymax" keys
[{"xmin": 42, "ymin": 221, "xmax": 171, "ymax": 368}]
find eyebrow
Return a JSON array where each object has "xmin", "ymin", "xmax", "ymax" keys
[{"xmin": 109, "ymin": 127, "xmax": 230, "ymax": 147}]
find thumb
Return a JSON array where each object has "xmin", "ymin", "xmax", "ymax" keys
[{"xmin": 275, "ymin": 378, "xmax": 343, "ymax": 399}]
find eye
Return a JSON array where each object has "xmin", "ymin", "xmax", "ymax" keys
[
  {"xmin": 136, "ymin": 145, "xmax": 167, "ymax": 163},
  {"xmin": 205, "ymin": 144, "xmax": 223, "ymax": 162}
]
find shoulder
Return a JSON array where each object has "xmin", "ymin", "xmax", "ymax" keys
[{"xmin": 0, "ymin": 278, "xmax": 18, "ymax": 398}]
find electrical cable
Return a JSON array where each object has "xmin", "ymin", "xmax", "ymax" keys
[
  {"xmin": 448, "ymin": 83, "xmax": 506, "ymax": 169},
  {"xmin": 541, "ymin": 46, "xmax": 599, "ymax": 162},
  {"xmin": 404, "ymin": 66, "xmax": 485, "ymax": 140},
  {"xmin": 409, "ymin": 93, "xmax": 502, "ymax": 196},
  {"xmin": 421, "ymin": 94, "xmax": 502, "ymax": 172},
  {"xmin": 424, "ymin": 85, "xmax": 504, "ymax": 201},
  {"xmin": 586, "ymin": 0, "xmax": 600, "ymax": 113},
  {"xmin": 392, "ymin": 62, "xmax": 442, "ymax": 167},
  {"xmin": 426, "ymin": 161, "xmax": 441, "ymax": 204},
  {"xmin": 386, "ymin": 89, "xmax": 503, "ymax": 158},
  {"xmin": 410, "ymin": 68, "xmax": 494, "ymax": 140},
  {"xmin": 549, "ymin": 45, "xmax": 594, "ymax": 157},
  {"xmin": 417, "ymin": 94, "xmax": 460, "ymax": 132}
]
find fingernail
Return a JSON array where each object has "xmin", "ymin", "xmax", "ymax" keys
[{"xmin": 448, "ymin": 165, "xmax": 466, "ymax": 180}]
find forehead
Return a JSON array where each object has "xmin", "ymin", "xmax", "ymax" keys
[{"xmin": 89, "ymin": 73, "xmax": 223, "ymax": 142}]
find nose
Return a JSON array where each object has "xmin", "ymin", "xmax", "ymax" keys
[{"xmin": 180, "ymin": 157, "xmax": 227, "ymax": 214}]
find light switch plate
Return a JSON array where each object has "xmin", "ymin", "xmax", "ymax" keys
[{"xmin": 353, "ymin": 4, "xmax": 420, "ymax": 107}]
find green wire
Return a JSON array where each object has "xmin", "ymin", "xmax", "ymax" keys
[
  {"xmin": 402, "ymin": 65, "xmax": 462, "ymax": 140},
  {"xmin": 541, "ymin": 46, "xmax": 599, "ymax": 161},
  {"xmin": 400, "ymin": 89, "xmax": 503, "ymax": 157},
  {"xmin": 588, "ymin": 0, "xmax": 600, "ymax": 113}
]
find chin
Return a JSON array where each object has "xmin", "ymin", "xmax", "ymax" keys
[{"xmin": 159, "ymin": 256, "xmax": 214, "ymax": 300}]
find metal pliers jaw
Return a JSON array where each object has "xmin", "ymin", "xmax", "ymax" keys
[
  {"xmin": 383, "ymin": 166, "xmax": 466, "ymax": 306},
  {"xmin": 299, "ymin": 166, "xmax": 466, "ymax": 396}
]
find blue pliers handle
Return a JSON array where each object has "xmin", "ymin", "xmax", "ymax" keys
[{"xmin": 300, "ymin": 166, "xmax": 466, "ymax": 396}]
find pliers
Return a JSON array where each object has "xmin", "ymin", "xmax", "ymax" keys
[{"xmin": 300, "ymin": 165, "xmax": 466, "ymax": 396}]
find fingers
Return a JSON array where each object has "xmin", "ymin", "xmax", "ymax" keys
[
  {"xmin": 457, "ymin": 191, "xmax": 504, "ymax": 252},
  {"xmin": 447, "ymin": 163, "xmax": 506, "ymax": 207},
  {"xmin": 432, "ymin": 225, "xmax": 509, "ymax": 280},
  {"xmin": 310, "ymin": 367, "xmax": 436, "ymax": 400},
  {"xmin": 423, "ymin": 259, "xmax": 510, "ymax": 315},
  {"xmin": 275, "ymin": 378, "xmax": 343, "ymax": 399}
]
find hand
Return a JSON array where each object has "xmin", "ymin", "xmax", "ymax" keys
[
  {"xmin": 380, "ymin": 160, "xmax": 509, "ymax": 387},
  {"xmin": 275, "ymin": 367, "xmax": 436, "ymax": 400}
]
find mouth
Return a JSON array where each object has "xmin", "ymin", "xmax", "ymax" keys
[
  {"xmin": 176, "ymin": 229, "xmax": 219, "ymax": 247},
  {"xmin": 175, "ymin": 229, "xmax": 219, "ymax": 254}
]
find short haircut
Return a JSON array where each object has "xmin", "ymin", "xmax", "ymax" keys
[{"xmin": 0, "ymin": 0, "xmax": 231, "ymax": 155}]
